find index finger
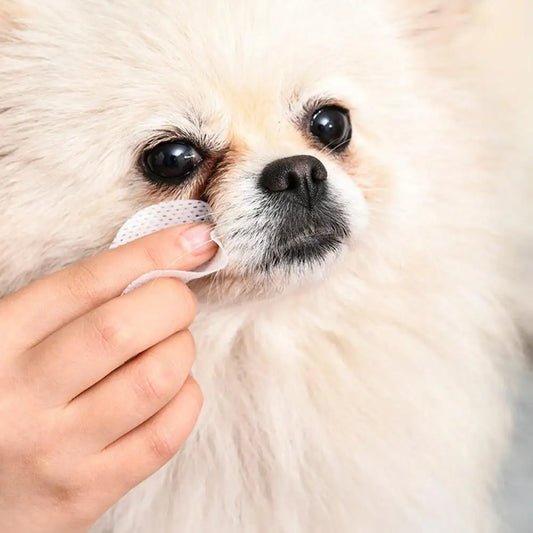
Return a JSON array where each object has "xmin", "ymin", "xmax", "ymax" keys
[{"xmin": 0, "ymin": 223, "xmax": 216, "ymax": 351}]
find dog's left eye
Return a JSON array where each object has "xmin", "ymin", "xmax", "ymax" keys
[
  {"xmin": 310, "ymin": 106, "xmax": 352, "ymax": 152},
  {"xmin": 143, "ymin": 141, "xmax": 202, "ymax": 184}
]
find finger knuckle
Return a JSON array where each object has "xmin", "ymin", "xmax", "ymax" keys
[
  {"xmin": 89, "ymin": 309, "xmax": 129, "ymax": 354},
  {"xmin": 65, "ymin": 263, "xmax": 101, "ymax": 305},
  {"xmin": 50, "ymin": 475, "xmax": 86, "ymax": 505},
  {"xmin": 32, "ymin": 452, "xmax": 81, "ymax": 499},
  {"xmin": 146, "ymin": 424, "xmax": 178, "ymax": 461},
  {"xmin": 48, "ymin": 470, "xmax": 97, "ymax": 528},
  {"xmin": 0, "ymin": 416, "xmax": 95, "ymax": 524},
  {"xmin": 132, "ymin": 356, "xmax": 177, "ymax": 404},
  {"xmin": 142, "ymin": 243, "xmax": 166, "ymax": 270}
]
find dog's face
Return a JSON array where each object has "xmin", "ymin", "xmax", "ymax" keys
[
  {"xmin": 0, "ymin": 0, "xmax": 467, "ymax": 299},
  {"xmin": 137, "ymin": 51, "xmax": 369, "ymax": 292}
]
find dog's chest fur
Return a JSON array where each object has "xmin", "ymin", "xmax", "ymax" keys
[{"xmin": 92, "ymin": 266, "xmax": 511, "ymax": 533}]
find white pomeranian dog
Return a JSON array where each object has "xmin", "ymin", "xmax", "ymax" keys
[{"xmin": 0, "ymin": 1, "xmax": 531, "ymax": 532}]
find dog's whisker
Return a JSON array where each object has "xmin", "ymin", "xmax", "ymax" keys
[{"xmin": 317, "ymin": 138, "xmax": 352, "ymax": 158}]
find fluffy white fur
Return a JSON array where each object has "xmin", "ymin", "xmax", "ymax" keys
[{"xmin": 0, "ymin": 1, "xmax": 531, "ymax": 532}]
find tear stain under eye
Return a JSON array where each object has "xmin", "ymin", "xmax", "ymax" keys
[
  {"xmin": 110, "ymin": 199, "xmax": 229, "ymax": 294},
  {"xmin": 201, "ymin": 150, "xmax": 241, "ymax": 206},
  {"xmin": 142, "ymin": 156, "xmax": 217, "ymax": 204}
]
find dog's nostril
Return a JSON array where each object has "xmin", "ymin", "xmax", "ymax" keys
[
  {"xmin": 312, "ymin": 164, "xmax": 328, "ymax": 183},
  {"xmin": 259, "ymin": 155, "xmax": 328, "ymax": 208}
]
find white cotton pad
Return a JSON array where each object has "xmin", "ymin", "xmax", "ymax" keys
[{"xmin": 110, "ymin": 200, "xmax": 228, "ymax": 293}]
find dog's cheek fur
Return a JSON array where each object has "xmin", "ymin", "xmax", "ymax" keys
[{"xmin": 0, "ymin": 4, "xmax": 151, "ymax": 294}]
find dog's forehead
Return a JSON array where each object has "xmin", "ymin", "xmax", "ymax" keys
[
  {"xmin": 9, "ymin": 1, "xmax": 401, "ymax": 113},
  {"xmin": 80, "ymin": 0, "xmax": 391, "ymax": 132},
  {"xmin": 82, "ymin": 1, "xmax": 383, "ymax": 83},
  {"xmin": 106, "ymin": 2, "xmax": 355, "ymax": 88},
  {"xmin": 1, "ymin": 0, "xmax": 410, "ymax": 170}
]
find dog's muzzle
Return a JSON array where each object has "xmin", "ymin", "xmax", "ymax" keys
[{"xmin": 256, "ymin": 155, "xmax": 351, "ymax": 268}]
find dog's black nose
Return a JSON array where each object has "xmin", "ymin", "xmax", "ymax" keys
[{"xmin": 259, "ymin": 155, "xmax": 328, "ymax": 208}]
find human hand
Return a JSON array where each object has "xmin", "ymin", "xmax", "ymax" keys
[{"xmin": 0, "ymin": 223, "xmax": 216, "ymax": 533}]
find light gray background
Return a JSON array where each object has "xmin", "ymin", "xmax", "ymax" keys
[{"xmin": 498, "ymin": 366, "xmax": 533, "ymax": 533}]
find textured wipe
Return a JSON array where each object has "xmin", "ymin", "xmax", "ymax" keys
[
  {"xmin": 110, "ymin": 200, "xmax": 228, "ymax": 293},
  {"xmin": 111, "ymin": 200, "xmax": 212, "ymax": 244}
]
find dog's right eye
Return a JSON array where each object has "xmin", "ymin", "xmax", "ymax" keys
[{"xmin": 143, "ymin": 141, "xmax": 203, "ymax": 185}]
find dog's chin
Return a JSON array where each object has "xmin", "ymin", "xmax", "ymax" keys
[
  {"xmin": 192, "ymin": 231, "xmax": 351, "ymax": 304},
  {"xmin": 262, "ymin": 232, "xmax": 348, "ymax": 270}
]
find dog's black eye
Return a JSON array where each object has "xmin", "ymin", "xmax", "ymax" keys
[
  {"xmin": 143, "ymin": 142, "xmax": 202, "ymax": 184},
  {"xmin": 310, "ymin": 106, "xmax": 352, "ymax": 152}
]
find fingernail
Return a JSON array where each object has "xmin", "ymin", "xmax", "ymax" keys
[{"xmin": 180, "ymin": 224, "xmax": 217, "ymax": 255}]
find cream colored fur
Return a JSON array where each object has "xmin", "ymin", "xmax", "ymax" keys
[{"xmin": 0, "ymin": 1, "xmax": 531, "ymax": 532}]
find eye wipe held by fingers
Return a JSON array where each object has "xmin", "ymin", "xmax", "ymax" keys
[{"xmin": 110, "ymin": 200, "xmax": 228, "ymax": 293}]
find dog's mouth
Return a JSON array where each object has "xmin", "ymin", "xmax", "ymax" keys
[
  {"xmin": 203, "ymin": 228, "xmax": 349, "ymax": 298},
  {"xmin": 204, "ymin": 187, "xmax": 356, "ymax": 290},
  {"xmin": 192, "ymin": 205, "xmax": 354, "ymax": 300},
  {"xmin": 247, "ymin": 205, "xmax": 352, "ymax": 274},
  {"xmin": 266, "ymin": 229, "xmax": 349, "ymax": 267}
]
